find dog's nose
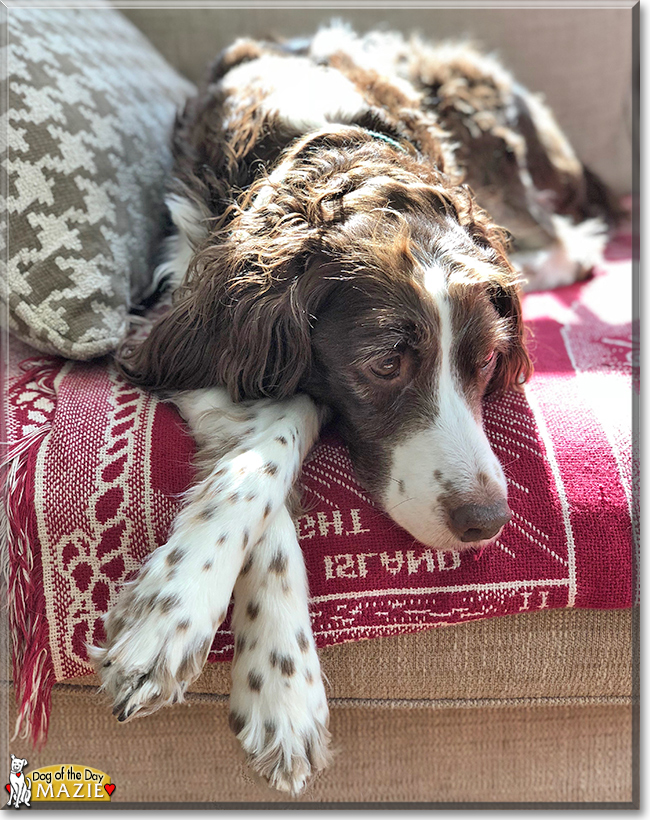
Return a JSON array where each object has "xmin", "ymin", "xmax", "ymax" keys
[{"xmin": 449, "ymin": 501, "xmax": 512, "ymax": 542}]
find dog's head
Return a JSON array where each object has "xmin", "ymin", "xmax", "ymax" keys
[
  {"xmin": 119, "ymin": 127, "xmax": 531, "ymax": 549},
  {"xmin": 10, "ymin": 755, "xmax": 27, "ymax": 774}
]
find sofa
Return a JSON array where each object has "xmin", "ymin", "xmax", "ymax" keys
[{"xmin": 2, "ymin": 3, "xmax": 636, "ymax": 807}]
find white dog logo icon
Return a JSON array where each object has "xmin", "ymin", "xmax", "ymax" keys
[{"xmin": 7, "ymin": 754, "xmax": 31, "ymax": 808}]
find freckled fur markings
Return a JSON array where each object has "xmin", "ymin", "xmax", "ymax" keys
[
  {"xmin": 229, "ymin": 712, "xmax": 246, "ymax": 735},
  {"xmin": 280, "ymin": 656, "xmax": 295, "ymax": 676},
  {"xmin": 240, "ymin": 554, "xmax": 254, "ymax": 575},
  {"xmin": 166, "ymin": 547, "xmax": 184, "ymax": 566},
  {"xmin": 263, "ymin": 461, "xmax": 279, "ymax": 476},
  {"xmin": 159, "ymin": 594, "xmax": 179, "ymax": 614},
  {"xmin": 263, "ymin": 502, "xmax": 272, "ymax": 519},
  {"xmin": 275, "ymin": 435, "xmax": 288, "ymax": 445},
  {"xmin": 264, "ymin": 720, "xmax": 276, "ymax": 742},
  {"xmin": 248, "ymin": 671, "xmax": 263, "ymax": 691},
  {"xmin": 246, "ymin": 600, "xmax": 260, "ymax": 620},
  {"xmin": 296, "ymin": 630, "xmax": 309, "ymax": 652},
  {"xmin": 269, "ymin": 551, "xmax": 287, "ymax": 573},
  {"xmin": 198, "ymin": 505, "xmax": 216, "ymax": 521}
]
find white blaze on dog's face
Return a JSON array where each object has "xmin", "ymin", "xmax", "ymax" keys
[
  {"xmin": 382, "ymin": 263, "xmax": 510, "ymax": 550},
  {"xmin": 305, "ymin": 215, "xmax": 526, "ymax": 552}
]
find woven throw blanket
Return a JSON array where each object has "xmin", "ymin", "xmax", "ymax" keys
[{"xmin": 4, "ymin": 241, "xmax": 635, "ymax": 744}]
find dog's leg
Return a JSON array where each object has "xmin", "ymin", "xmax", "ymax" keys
[
  {"xmin": 229, "ymin": 504, "xmax": 330, "ymax": 795},
  {"xmin": 91, "ymin": 388, "xmax": 323, "ymax": 723}
]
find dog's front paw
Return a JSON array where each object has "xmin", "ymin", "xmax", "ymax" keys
[
  {"xmin": 229, "ymin": 629, "xmax": 331, "ymax": 795},
  {"xmin": 89, "ymin": 579, "xmax": 216, "ymax": 722}
]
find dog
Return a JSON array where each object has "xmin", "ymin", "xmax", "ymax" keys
[
  {"xmin": 7, "ymin": 755, "xmax": 32, "ymax": 808},
  {"xmin": 90, "ymin": 23, "xmax": 616, "ymax": 794}
]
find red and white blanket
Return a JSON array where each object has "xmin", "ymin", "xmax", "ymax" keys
[{"xmin": 4, "ymin": 239, "xmax": 635, "ymax": 744}]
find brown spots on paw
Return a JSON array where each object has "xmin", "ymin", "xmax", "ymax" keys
[
  {"xmin": 264, "ymin": 719, "xmax": 277, "ymax": 744},
  {"xmin": 245, "ymin": 492, "xmax": 257, "ymax": 502},
  {"xmin": 263, "ymin": 461, "xmax": 279, "ymax": 477},
  {"xmin": 305, "ymin": 669, "xmax": 314, "ymax": 685},
  {"xmin": 203, "ymin": 560, "xmax": 213, "ymax": 572},
  {"xmin": 296, "ymin": 630, "xmax": 309, "ymax": 653},
  {"xmin": 280, "ymin": 656, "xmax": 295, "ymax": 677},
  {"xmin": 177, "ymin": 619, "xmax": 191, "ymax": 633},
  {"xmin": 248, "ymin": 670, "xmax": 263, "ymax": 692},
  {"xmin": 197, "ymin": 505, "xmax": 217, "ymax": 521},
  {"xmin": 242, "ymin": 529, "xmax": 250, "ymax": 550},
  {"xmin": 269, "ymin": 551, "xmax": 287, "ymax": 574},
  {"xmin": 228, "ymin": 492, "xmax": 240, "ymax": 504},
  {"xmin": 246, "ymin": 601, "xmax": 260, "ymax": 620},
  {"xmin": 166, "ymin": 549, "xmax": 186, "ymax": 568},
  {"xmin": 217, "ymin": 533, "xmax": 228, "ymax": 546},
  {"xmin": 263, "ymin": 502, "xmax": 272, "ymax": 519},
  {"xmin": 240, "ymin": 554, "xmax": 254, "ymax": 576},
  {"xmin": 270, "ymin": 651, "xmax": 295, "ymax": 677},
  {"xmin": 159, "ymin": 594, "xmax": 180, "ymax": 614},
  {"xmin": 275, "ymin": 435, "xmax": 288, "ymax": 446},
  {"xmin": 235, "ymin": 634, "xmax": 247, "ymax": 654},
  {"xmin": 229, "ymin": 711, "xmax": 246, "ymax": 736}
]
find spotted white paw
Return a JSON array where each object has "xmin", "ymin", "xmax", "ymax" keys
[
  {"xmin": 89, "ymin": 568, "xmax": 219, "ymax": 722},
  {"xmin": 229, "ymin": 624, "xmax": 331, "ymax": 795}
]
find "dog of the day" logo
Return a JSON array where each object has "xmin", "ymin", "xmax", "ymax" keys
[{"xmin": 5, "ymin": 757, "xmax": 115, "ymax": 806}]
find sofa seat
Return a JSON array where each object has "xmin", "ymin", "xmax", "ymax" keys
[{"xmin": 4, "ymin": 608, "xmax": 633, "ymax": 803}]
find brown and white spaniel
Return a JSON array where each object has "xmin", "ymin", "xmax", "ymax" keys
[{"xmin": 91, "ymin": 23, "xmax": 617, "ymax": 795}]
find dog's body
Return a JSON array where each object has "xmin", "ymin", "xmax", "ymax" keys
[
  {"xmin": 7, "ymin": 755, "xmax": 31, "ymax": 808},
  {"xmin": 92, "ymin": 25, "xmax": 615, "ymax": 794}
]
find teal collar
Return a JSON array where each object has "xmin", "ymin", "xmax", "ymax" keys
[{"xmin": 364, "ymin": 129, "xmax": 409, "ymax": 154}]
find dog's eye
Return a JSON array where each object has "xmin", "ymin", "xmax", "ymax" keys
[
  {"xmin": 481, "ymin": 350, "xmax": 496, "ymax": 369},
  {"xmin": 370, "ymin": 353, "xmax": 402, "ymax": 379}
]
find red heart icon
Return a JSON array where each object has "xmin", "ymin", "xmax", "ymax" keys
[
  {"xmin": 104, "ymin": 784, "xmax": 115, "ymax": 797},
  {"xmin": 5, "ymin": 784, "xmax": 10, "ymax": 794}
]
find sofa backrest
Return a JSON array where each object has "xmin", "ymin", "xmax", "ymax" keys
[{"xmin": 121, "ymin": 7, "xmax": 634, "ymax": 195}]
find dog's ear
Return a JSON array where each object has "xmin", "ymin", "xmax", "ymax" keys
[
  {"xmin": 116, "ymin": 210, "xmax": 326, "ymax": 401},
  {"xmin": 487, "ymin": 283, "xmax": 532, "ymax": 394}
]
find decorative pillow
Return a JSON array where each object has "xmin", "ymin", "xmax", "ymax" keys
[
  {"xmin": 4, "ymin": 242, "xmax": 634, "ymax": 744},
  {"xmin": 4, "ymin": 5, "xmax": 194, "ymax": 358}
]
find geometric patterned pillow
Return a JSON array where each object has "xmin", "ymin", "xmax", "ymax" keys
[{"xmin": 4, "ymin": 5, "xmax": 194, "ymax": 359}]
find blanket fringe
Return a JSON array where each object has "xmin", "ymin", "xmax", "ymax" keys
[{"xmin": 3, "ymin": 358, "xmax": 60, "ymax": 747}]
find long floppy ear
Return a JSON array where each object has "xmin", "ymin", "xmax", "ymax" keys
[
  {"xmin": 487, "ymin": 282, "xmax": 533, "ymax": 395},
  {"xmin": 456, "ymin": 192, "xmax": 533, "ymax": 395},
  {"xmin": 116, "ymin": 223, "xmax": 324, "ymax": 401}
]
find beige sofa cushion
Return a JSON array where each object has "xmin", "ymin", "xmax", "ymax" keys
[
  {"xmin": 64, "ymin": 608, "xmax": 632, "ymax": 703},
  {"xmin": 5, "ymin": 689, "xmax": 632, "ymax": 803},
  {"xmin": 120, "ymin": 6, "xmax": 633, "ymax": 195}
]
